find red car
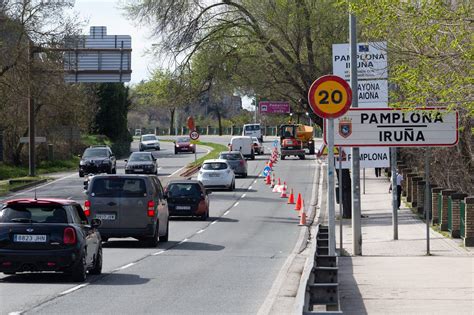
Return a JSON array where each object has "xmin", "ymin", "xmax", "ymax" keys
[{"xmin": 174, "ymin": 137, "xmax": 196, "ymax": 154}]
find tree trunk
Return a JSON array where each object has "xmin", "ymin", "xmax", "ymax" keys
[
  {"xmin": 169, "ymin": 108, "xmax": 175, "ymax": 135},
  {"xmin": 216, "ymin": 109, "xmax": 222, "ymax": 136}
]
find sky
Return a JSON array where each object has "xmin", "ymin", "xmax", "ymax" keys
[{"xmin": 69, "ymin": 0, "xmax": 254, "ymax": 109}]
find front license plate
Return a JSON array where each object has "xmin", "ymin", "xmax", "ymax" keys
[
  {"xmin": 134, "ymin": 169, "xmax": 143, "ymax": 172},
  {"xmin": 96, "ymin": 214, "xmax": 116, "ymax": 220},
  {"xmin": 14, "ymin": 234, "xmax": 47, "ymax": 243},
  {"xmin": 209, "ymin": 173, "xmax": 220, "ymax": 177},
  {"xmin": 176, "ymin": 206, "xmax": 191, "ymax": 210}
]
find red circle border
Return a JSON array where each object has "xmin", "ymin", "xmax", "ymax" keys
[{"xmin": 307, "ymin": 75, "xmax": 352, "ymax": 119}]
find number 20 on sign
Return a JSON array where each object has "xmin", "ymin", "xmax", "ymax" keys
[{"xmin": 308, "ymin": 75, "xmax": 352, "ymax": 119}]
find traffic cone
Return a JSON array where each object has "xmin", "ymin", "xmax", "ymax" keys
[
  {"xmin": 265, "ymin": 174, "xmax": 271, "ymax": 185},
  {"xmin": 298, "ymin": 208, "xmax": 307, "ymax": 226},
  {"xmin": 294, "ymin": 193, "xmax": 302, "ymax": 211},
  {"xmin": 277, "ymin": 178, "xmax": 281, "ymax": 186},
  {"xmin": 287, "ymin": 188, "xmax": 295, "ymax": 204},
  {"xmin": 280, "ymin": 182, "xmax": 287, "ymax": 198},
  {"xmin": 271, "ymin": 173, "xmax": 276, "ymax": 188},
  {"xmin": 269, "ymin": 160, "xmax": 273, "ymax": 168}
]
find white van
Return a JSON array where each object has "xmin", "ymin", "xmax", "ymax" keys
[
  {"xmin": 242, "ymin": 123, "xmax": 263, "ymax": 142},
  {"xmin": 230, "ymin": 136, "xmax": 255, "ymax": 160}
]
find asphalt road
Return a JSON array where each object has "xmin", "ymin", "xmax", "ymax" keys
[{"xmin": 0, "ymin": 136, "xmax": 320, "ymax": 314}]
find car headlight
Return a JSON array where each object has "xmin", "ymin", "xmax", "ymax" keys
[
  {"xmin": 176, "ymin": 144, "xmax": 180, "ymax": 147},
  {"xmin": 102, "ymin": 160, "xmax": 110, "ymax": 164},
  {"xmin": 80, "ymin": 160, "xmax": 85, "ymax": 165}
]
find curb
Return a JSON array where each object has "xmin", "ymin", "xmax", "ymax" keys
[
  {"xmin": 179, "ymin": 165, "xmax": 200, "ymax": 178},
  {"xmin": 9, "ymin": 179, "xmax": 48, "ymax": 192}
]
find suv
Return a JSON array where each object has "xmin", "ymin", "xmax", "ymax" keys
[
  {"xmin": 139, "ymin": 134, "xmax": 160, "ymax": 151},
  {"xmin": 84, "ymin": 174, "xmax": 169, "ymax": 246},
  {"xmin": 79, "ymin": 146, "xmax": 117, "ymax": 177}
]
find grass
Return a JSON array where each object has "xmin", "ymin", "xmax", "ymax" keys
[
  {"xmin": 0, "ymin": 176, "xmax": 49, "ymax": 196},
  {"xmin": 81, "ymin": 134, "xmax": 112, "ymax": 146},
  {"xmin": 188, "ymin": 141, "xmax": 229, "ymax": 167},
  {"xmin": 0, "ymin": 157, "xmax": 79, "ymax": 180}
]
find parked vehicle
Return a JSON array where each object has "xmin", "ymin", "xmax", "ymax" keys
[
  {"xmin": 139, "ymin": 134, "xmax": 161, "ymax": 151},
  {"xmin": 165, "ymin": 180, "xmax": 211, "ymax": 220},
  {"xmin": 85, "ymin": 174, "xmax": 169, "ymax": 246},
  {"xmin": 0, "ymin": 198, "xmax": 102, "ymax": 282},
  {"xmin": 252, "ymin": 137, "xmax": 264, "ymax": 155},
  {"xmin": 174, "ymin": 137, "xmax": 196, "ymax": 154},
  {"xmin": 279, "ymin": 124, "xmax": 315, "ymax": 160},
  {"xmin": 79, "ymin": 145, "xmax": 117, "ymax": 177},
  {"xmin": 242, "ymin": 123, "xmax": 263, "ymax": 142},
  {"xmin": 125, "ymin": 152, "xmax": 158, "ymax": 175},
  {"xmin": 229, "ymin": 136, "xmax": 255, "ymax": 160},
  {"xmin": 197, "ymin": 159, "xmax": 235, "ymax": 191},
  {"xmin": 218, "ymin": 151, "xmax": 248, "ymax": 177}
]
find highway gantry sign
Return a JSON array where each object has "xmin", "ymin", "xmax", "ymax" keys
[{"xmin": 308, "ymin": 75, "xmax": 352, "ymax": 119}]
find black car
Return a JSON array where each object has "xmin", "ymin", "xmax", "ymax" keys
[
  {"xmin": 79, "ymin": 145, "xmax": 117, "ymax": 177},
  {"xmin": 0, "ymin": 198, "xmax": 102, "ymax": 282},
  {"xmin": 125, "ymin": 152, "xmax": 158, "ymax": 174},
  {"xmin": 165, "ymin": 180, "xmax": 211, "ymax": 220}
]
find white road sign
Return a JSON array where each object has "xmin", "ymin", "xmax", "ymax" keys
[
  {"xmin": 20, "ymin": 137, "xmax": 46, "ymax": 143},
  {"xmin": 356, "ymin": 79, "xmax": 388, "ymax": 107},
  {"xmin": 333, "ymin": 147, "xmax": 390, "ymax": 169},
  {"xmin": 333, "ymin": 41, "xmax": 387, "ymax": 80},
  {"xmin": 324, "ymin": 108, "xmax": 458, "ymax": 147}
]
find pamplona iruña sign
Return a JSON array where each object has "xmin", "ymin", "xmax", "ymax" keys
[{"xmin": 325, "ymin": 108, "xmax": 458, "ymax": 147}]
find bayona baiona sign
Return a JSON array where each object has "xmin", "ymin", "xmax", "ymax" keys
[{"xmin": 324, "ymin": 108, "xmax": 458, "ymax": 147}]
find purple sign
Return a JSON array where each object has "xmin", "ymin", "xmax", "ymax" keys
[{"xmin": 259, "ymin": 101, "xmax": 290, "ymax": 114}]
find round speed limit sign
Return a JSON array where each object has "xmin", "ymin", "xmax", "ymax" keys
[
  {"xmin": 189, "ymin": 130, "xmax": 200, "ymax": 140},
  {"xmin": 308, "ymin": 75, "xmax": 352, "ymax": 119}
]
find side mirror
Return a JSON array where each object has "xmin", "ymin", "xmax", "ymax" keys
[
  {"xmin": 124, "ymin": 159, "xmax": 128, "ymax": 163},
  {"xmin": 206, "ymin": 191, "xmax": 212, "ymax": 195},
  {"xmin": 90, "ymin": 218, "xmax": 101, "ymax": 228}
]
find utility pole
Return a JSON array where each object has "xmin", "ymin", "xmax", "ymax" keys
[
  {"xmin": 391, "ymin": 147, "xmax": 398, "ymax": 239},
  {"xmin": 350, "ymin": 11, "xmax": 362, "ymax": 255},
  {"xmin": 425, "ymin": 148, "xmax": 431, "ymax": 254},
  {"xmin": 28, "ymin": 41, "xmax": 36, "ymax": 177}
]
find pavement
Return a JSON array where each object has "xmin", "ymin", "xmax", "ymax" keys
[{"xmin": 334, "ymin": 170, "xmax": 474, "ymax": 314}]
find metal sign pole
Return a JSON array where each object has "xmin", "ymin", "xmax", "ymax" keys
[
  {"xmin": 391, "ymin": 147, "xmax": 398, "ymax": 240},
  {"xmin": 425, "ymin": 148, "xmax": 431, "ymax": 255},
  {"xmin": 328, "ymin": 118, "xmax": 336, "ymax": 256},
  {"xmin": 195, "ymin": 145, "xmax": 197, "ymax": 163},
  {"xmin": 339, "ymin": 146, "xmax": 343, "ymax": 253},
  {"xmin": 28, "ymin": 42, "xmax": 36, "ymax": 177}
]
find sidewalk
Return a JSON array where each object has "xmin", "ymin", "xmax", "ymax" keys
[{"xmin": 336, "ymin": 171, "xmax": 474, "ymax": 314}]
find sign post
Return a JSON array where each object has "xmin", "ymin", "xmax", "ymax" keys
[{"xmin": 308, "ymin": 75, "xmax": 352, "ymax": 256}]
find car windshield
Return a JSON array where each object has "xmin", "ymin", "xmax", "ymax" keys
[
  {"xmin": 167, "ymin": 183, "xmax": 201, "ymax": 197},
  {"xmin": 142, "ymin": 136, "xmax": 156, "ymax": 141},
  {"xmin": 83, "ymin": 148, "xmax": 108, "ymax": 158},
  {"xmin": 0, "ymin": 205, "xmax": 68, "ymax": 223},
  {"xmin": 219, "ymin": 153, "xmax": 242, "ymax": 160},
  {"xmin": 177, "ymin": 138, "xmax": 190, "ymax": 143},
  {"xmin": 202, "ymin": 162, "xmax": 228, "ymax": 170},
  {"xmin": 245, "ymin": 125, "xmax": 260, "ymax": 131},
  {"xmin": 129, "ymin": 154, "xmax": 153, "ymax": 162},
  {"xmin": 91, "ymin": 178, "xmax": 147, "ymax": 197}
]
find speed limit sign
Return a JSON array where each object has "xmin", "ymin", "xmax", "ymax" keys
[
  {"xmin": 189, "ymin": 130, "xmax": 200, "ymax": 140},
  {"xmin": 308, "ymin": 75, "xmax": 352, "ymax": 119}
]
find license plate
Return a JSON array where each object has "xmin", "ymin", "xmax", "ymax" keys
[
  {"xmin": 14, "ymin": 234, "xmax": 47, "ymax": 243},
  {"xmin": 134, "ymin": 169, "xmax": 143, "ymax": 172},
  {"xmin": 209, "ymin": 173, "xmax": 220, "ymax": 177},
  {"xmin": 176, "ymin": 206, "xmax": 191, "ymax": 210},
  {"xmin": 286, "ymin": 146, "xmax": 294, "ymax": 149},
  {"xmin": 96, "ymin": 214, "xmax": 116, "ymax": 220}
]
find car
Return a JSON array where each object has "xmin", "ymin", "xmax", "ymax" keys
[
  {"xmin": 197, "ymin": 159, "xmax": 235, "ymax": 191},
  {"xmin": 229, "ymin": 136, "xmax": 255, "ymax": 160},
  {"xmin": 79, "ymin": 145, "xmax": 117, "ymax": 177},
  {"xmin": 218, "ymin": 151, "xmax": 248, "ymax": 177},
  {"xmin": 174, "ymin": 137, "xmax": 196, "ymax": 154},
  {"xmin": 139, "ymin": 134, "xmax": 160, "ymax": 151},
  {"xmin": 165, "ymin": 180, "xmax": 211, "ymax": 220},
  {"xmin": 125, "ymin": 152, "xmax": 158, "ymax": 175},
  {"xmin": 242, "ymin": 123, "xmax": 263, "ymax": 142},
  {"xmin": 0, "ymin": 198, "xmax": 102, "ymax": 282},
  {"xmin": 85, "ymin": 174, "xmax": 169, "ymax": 246},
  {"xmin": 252, "ymin": 137, "xmax": 264, "ymax": 155}
]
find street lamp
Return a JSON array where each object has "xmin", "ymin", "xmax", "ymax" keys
[{"xmin": 306, "ymin": 112, "xmax": 312, "ymax": 126}]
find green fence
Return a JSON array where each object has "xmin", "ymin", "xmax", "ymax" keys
[
  {"xmin": 460, "ymin": 200, "xmax": 466, "ymax": 239},
  {"xmin": 447, "ymin": 196, "xmax": 453, "ymax": 232},
  {"xmin": 438, "ymin": 193, "xmax": 443, "ymax": 225}
]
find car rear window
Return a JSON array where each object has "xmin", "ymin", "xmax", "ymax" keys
[
  {"xmin": 167, "ymin": 183, "xmax": 201, "ymax": 197},
  {"xmin": 83, "ymin": 148, "xmax": 108, "ymax": 158},
  {"xmin": 0, "ymin": 205, "xmax": 68, "ymax": 223},
  {"xmin": 91, "ymin": 178, "xmax": 147, "ymax": 197},
  {"xmin": 219, "ymin": 153, "xmax": 241, "ymax": 160},
  {"xmin": 245, "ymin": 125, "xmax": 260, "ymax": 131},
  {"xmin": 142, "ymin": 136, "xmax": 156, "ymax": 141},
  {"xmin": 202, "ymin": 162, "xmax": 228, "ymax": 170}
]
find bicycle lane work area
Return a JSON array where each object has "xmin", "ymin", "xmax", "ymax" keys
[{"xmin": 335, "ymin": 171, "xmax": 474, "ymax": 315}]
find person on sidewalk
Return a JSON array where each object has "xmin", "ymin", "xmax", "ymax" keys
[
  {"xmin": 389, "ymin": 170, "xmax": 403, "ymax": 209},
  {"xmin": 374, "ymin": 167, "xmax": 381, "ymax": 177}
]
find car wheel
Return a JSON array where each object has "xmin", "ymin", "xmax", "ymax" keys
[
  {"xmin": 112, "ymin": 167, "xmax": 117, "ymax": 174},
  {"xmin": 71, "ymin": 252, "xmax": 87, "ymax": 282},
  {"xmin": 146, "ymin": 224, "xmax": 159, "ymax": 247},
  {"xmin": 89, "ymin": 245, "xmax": 102, "ymax": 275},
  {"xmin": 159, "ymin": 220, "xmax": 169, "ymax": 242},
  {"xmin": 281, "ymin": 155, "xmax": 286, "ymax": 160},
  {"xmin": 3, "ymin": 272, "xmax": 15, "ymax": 275},
  {"xmin": 200, "ymin": 210, "xmax": 209, "ymax": 221},
  {"xmin": 79, "ymin": 171, "xmax": 84, "ymax": 177},
  {"xmin": 243, "ymin": 172, "xmax": 248, "ymax": 178},
  {"xmin": 101, "ymin": 237, "xmax": 109, "ymax": 243},
  {"xmin": 157, "ymin": 147, "xmax": 160, "ymax": 151},
  {"xmin": 299, "ymin": 154, "xmax": 306, "ymax": 160},
  {"xmin": 174, "ymin": 149, "xmax": 178, "ymax": 154}
]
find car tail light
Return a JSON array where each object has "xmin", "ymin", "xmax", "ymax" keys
[
  {"xmin": 239, "ymin": 160, "xmax": 244, "ymax": 166},
  {"xmin": 2, "ymin": 261, "xmax": 12, "ymax": 266},
  {"xmin": 47, "ymin": 262, "xmax": 56, "ymax": 267},
  {"xmin": 63, "ymin": 227, "xmax": 77, "ymax": 245},
  {"xmin": 147, "ymin": 200, "xmax": 155, "ymax": 217},
  {"xmin": 84, "ymin": 200, "xmax": 91, "ymax": 217}
]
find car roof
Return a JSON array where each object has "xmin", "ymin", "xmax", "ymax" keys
[
  {"xmin": 167, "ymin": 179, "xmax": 201, "ymax": 185},
  {"xmin": 130, "ymin": 151, "xmax": 153, "ymax": 155},
  {"xmin": 141, "ymin": 134, "xmax": 156, "ymax": 137},
  {"xmin": 90, "ymin": 174, "xmax": 154, "ymax": 179},
  {"xmin": 4, "ymin": 198, "xmax": 78, "ymax": 206},
  {"xmin": 203, "ymin": 159, "xmax": 229, "ymax": 164},
  {"xmin": 219, "ymin": 151, "xmax": 243, "ymax": 155}
]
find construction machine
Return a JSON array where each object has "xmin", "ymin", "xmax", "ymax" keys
[{"xmin": 279, "ymin": 124, "xmax": 315, "ymax": 160}]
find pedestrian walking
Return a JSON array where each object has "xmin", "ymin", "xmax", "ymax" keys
[
  {"xmin": 389, "ymin": 170, "xmax": 403, "ymax": 209},
  {"xmin": 375, "ymin": 167, "xmax": 381, "ymax": 177}
]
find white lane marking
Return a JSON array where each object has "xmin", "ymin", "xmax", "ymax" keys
[
  {"xmin": 167, "ymin": 166, "xmax": 187, "ymax": 178},
  {"xmin": 152, "ymin": 251, "xmax": 165, "ymax": 256},
  {"xmin": 210, "ymin": 220, "xmax": 218, "ymax": 225},
  {"xmin": 8, "ymin": 312, "xmax": 22, "ymax": 315},
  {"xmin": 67, "ymin": 196, "xmax": 73, "ymax": 200},
  {"xmin": 5, "ymin": 173, "xmax": 77, "ymax": 198},
  {"xmin": 223, "ymin": 210, "xmax": 230, "ymax": 216},
  {"xmin": 253, "ymin": 179, "xmax": 258, "ymax": 184},
  {"xmin": 248, "ymin": 186, "xmax": 252, "ymax": 190},
  {"xmin": 196, "ymin": 229, "xmax": 206, "ymax": 234},
  {"xmin": 113, "ymin": 262, "xmax": 135, "ymax": 271},
  {"xmin": 59, "ymin": 283, "xmax": 88, "ymax": 296},
  {"xmin": 233, "ymin": 202, "xmax": 240, "ymax": 207},
  {"xmin": 158, "ymin": 167, "xmax": 162, "ymax": 170},
  {"xmin": 241, "ymin": 193, "xmax": 247, "ymax": 198},
  {"xmin": 178, "ymin": 238, "xmax": 189, "ymax": 244}
]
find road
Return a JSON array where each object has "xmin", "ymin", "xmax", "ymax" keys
[{"xmin": 0, "ymin": 136, "xmax": 321, "ymax": 314}]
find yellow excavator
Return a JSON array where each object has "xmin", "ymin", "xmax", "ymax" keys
[{"xmin": 279, "ymin": 124, "xmax": 315, "ymax": 160}]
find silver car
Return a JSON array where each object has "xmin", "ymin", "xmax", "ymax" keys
[
  {"xmin": 139, "ymin": 134, "xmax": 161, "ymax": 151},
  {"xmin": 218, "ymin": 151, "xmax": 248, "ymax": 177},
  {"xmin": 85, "ymin": 174, "xmax": 169, "ymax": 246}
]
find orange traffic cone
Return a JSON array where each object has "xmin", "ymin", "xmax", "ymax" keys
[
  {"xmin": 269, "ymin": 160, "xmax": 273, "ymax": 168},
  {"xmin": 280, "ymin": 182, "xmax": 287, "ymax": 198},
  {"xmin": 298, "ymin": 208, "xmax": 307, "ymax": 226},
  {"xmin": 287, "ymin": 188, "xmax": 295, "ymax": 204},
  {"xmin": 277, "ymin": 178, "xmax": 281, "ymax": 186},
  {"xmin": 294, "ymin": 193, "xmax": 302, "ymax": 211},
  {"xmin": 265, "ymin": 174, "xmax": 271, "ymax": 185},
  {"xmin": 271, "ymin": 173, "xmax": 276, "ymax": 188}
]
